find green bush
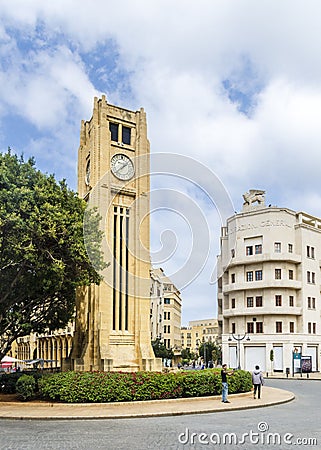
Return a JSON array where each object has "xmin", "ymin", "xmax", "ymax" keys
[
  {"xmin": 0, "ymin": 371, "xmax": 43, "ymax": 395},
  {"xmin": 0, "ymin": 373, "xmax": 23, "ymax": 394},
  {"xmin": 38, "ymin": 369, "xmax": 252, "ymax": 403},
  {"xmin": 16, "ymin": 374, "xmax": 36, "ymax": 401}
]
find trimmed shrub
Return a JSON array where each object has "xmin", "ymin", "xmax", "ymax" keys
[
  {"xmin": 38, "ymin": 369, "xmax": 252, "ymax": 403},
  {"xmin": 16, "ymin": 374, "xmax": 36, "ymax": 401}
]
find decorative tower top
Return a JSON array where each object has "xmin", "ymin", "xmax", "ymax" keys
[{"xmin": 242, "ymin": 189, "xmax": 266, "ymax": 210}]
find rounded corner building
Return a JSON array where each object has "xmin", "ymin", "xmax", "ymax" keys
[{"xmin": 217, "ymin": 190, "xmax": 320, "ymax": 373}]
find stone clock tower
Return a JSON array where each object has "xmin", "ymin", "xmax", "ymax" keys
[{"xmin": 72, "ymin": 95, "xmax": 161, "ymax": 372}]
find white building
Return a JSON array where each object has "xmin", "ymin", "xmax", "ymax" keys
[
  {"xmin": 217, "ymin": 190, "xmax": 321, "ymax": 373},
  {"xmin": 150, "ymin": 268, "xmax": 182, "ymax": 353}
]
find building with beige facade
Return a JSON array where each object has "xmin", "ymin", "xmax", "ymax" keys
[
  {"xmin": 150, "ymin": 268, "xmax": 182, "ymax": 356},
  {"xmin": 217, "ymin": 190, "xmax": 321, "ymax": 373},
  {"xmin": 71, "ymin": 95, "xmax": 161, "ymax": 372},
  {"xmin": 15, "ymin": 326, "xmax": 74, "ymax": 370},
  {"xmin": 181, "ymin": 318, "xmax": 219, "ymax": 355}
]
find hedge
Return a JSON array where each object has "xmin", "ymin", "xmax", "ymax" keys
[{"xmin": 38, "ymin": 369, "xmax": 252, "ymax": 403}]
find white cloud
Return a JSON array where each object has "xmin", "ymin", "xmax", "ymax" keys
[{"xmin": 1, "ymin": 0, "xmax": 321, "ymax": 321}]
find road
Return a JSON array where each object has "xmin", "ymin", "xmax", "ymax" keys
[{"xmin": 0, "ymin": 379, "xmax": 320, "ymax": 450}]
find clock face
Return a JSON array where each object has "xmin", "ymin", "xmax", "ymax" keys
[
  {"xmin": 85, "ymin": 159, "xmax": 91, "ymax": 185},
  {"xmin": 110, "ymin": 154, "xmax": 135, "ymax": 181}
]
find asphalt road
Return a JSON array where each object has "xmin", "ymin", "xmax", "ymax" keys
[{"xmin": 0, "ymin": 379, "xmax": 320, "ymax": 450}]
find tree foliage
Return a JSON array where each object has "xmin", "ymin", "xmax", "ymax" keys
[
  {"xmin": 180, "ymin": 348, "xmax": 192, "ymax": 361},
  {"xmin": 199, "ymin": 341, "xmax": 222, "ymax": 365},
  {"xmin": 0, "ymin": 150, "xmax": 104, "ymax": 359},
  {"xmin": 151, "ymin": 338, "xmax": 174, "ymax": 360}
]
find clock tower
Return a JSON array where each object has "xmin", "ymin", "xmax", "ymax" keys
[{"xmin": 72, "ymin": 95, "xmax": 161, "ymax": 372}]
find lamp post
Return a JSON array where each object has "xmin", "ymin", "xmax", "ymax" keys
[{"xmin": 228, "ymin": 333, "xmax": 250, "ymax": 370}]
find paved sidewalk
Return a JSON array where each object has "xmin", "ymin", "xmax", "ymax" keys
[
  {"xmin": 266, "ymin": 372, "xmax": 321, "ymax": 380},
  {"xmin": 0, "ymin": 386, "xmax": 294, "ymax": 420}
]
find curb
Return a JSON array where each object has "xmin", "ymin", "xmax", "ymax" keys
[{"xmin": 0, "ymin": 387, "xmax": 295, "ymax": 420}]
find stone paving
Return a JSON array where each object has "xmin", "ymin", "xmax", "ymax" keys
[{"xmin": 0, "ymin": 386, "xmax": 294, "ymax": 420}]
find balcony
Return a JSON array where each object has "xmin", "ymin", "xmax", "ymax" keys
[
  {"xmin": 226, "ymin": 252, "xmax": 301, "ymax": 270},
  {"xmin": 223, "ymin": 279, "xmax": 302, "ymax": 293},
  {"xmin": 223, "ymin": 306, "xmax": 302, "ymax": 317}
]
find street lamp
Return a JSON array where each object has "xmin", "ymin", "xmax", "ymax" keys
[{"xmin": 228, "ymin": 333, "xmax": 250, "ymax": 370}]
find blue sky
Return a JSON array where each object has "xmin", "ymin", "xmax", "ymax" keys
[{"xmin": 1, "ymin": 0, "xmax": 321, "ymax": 325}]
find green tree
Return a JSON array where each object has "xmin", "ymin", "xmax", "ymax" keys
[
  {"xmin": 0, "ymin": 150, "xmax": 104, "ymax": 359},
  {"xmin": 180, "ymin": 348, "xmax": 192, "ymax": 361},
  {"xmin": 199, "ymin": 341, "xmax": 222, "ymax": 366},
  {"xmin": 151, "ymin": 338, "xmax": 174, "ymax": 360}
]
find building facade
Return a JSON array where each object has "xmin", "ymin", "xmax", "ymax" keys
[
  {"xmin": 150, "ymin": 268, "xmax": 182, "ymax": 354},
  {"xmin": 181, "ymin": 318, "xmax": 219, "ymax": 355},
  {"xmin": 217, "ymin": 190, "xmax": 321, "ymax": 373},
  {"xmin": 15, "ymin": 326, "xmax": 74, "ymax": 370},
  {"xmin": 71, "ymin": 95, "xmax": 161, "ymax": 372}
]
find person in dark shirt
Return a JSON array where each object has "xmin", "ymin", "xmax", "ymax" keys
[{"xmin": 221, "ymin": 364, "xmax": 234, "ymax": 403}]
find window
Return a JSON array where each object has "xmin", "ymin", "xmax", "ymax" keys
[
  {"xmin": 164, "ymin": 298, "xmax": 170, "ymax": 304},
  {"xmin": 255, "ymin": 296, "xmax": 263, "ymax": 307},
  {"xmin": 289, "ymin": 270, "xmax": 294, "ymax": 280},
  {"xmin": 164, "ymin": 312, "xmax": 167, "ymax": 320},
  {"xmin": 275, "ymin": 269, "xmax": 282, "ymax": 280},
  {"xmin": 308, "ymin": 297, "xmax": 316, "ymax": 309},
  {"xmin": 247, "ymin": 322, "xmax": 254, "ymax": 333},
  {"xmin": 109, "ymin": 122, "xmax": 119, "ymax": 141},
  {"xmin": 122, "ymin": 126, "xmax": 131, "ymax": 145},
  {"xmin": 246, "ymin": 246, "xmax": 253, "ymax": 256},
  {"xmin": 231, "ymin": 298, "xmax": 236, "ymax": 309},
  {"xmin": 276, "ymin": 321, "xmax": 282, "ymax": 333},
  {"xmin": 247, "ymin": 297, "xmax": 254, "ymax": 307},
  {"xmin": 164, "ymin": 325, "xmax": 167, "ymax": 334},
  {"xmin": 289, "ymin": 322, "xmax": 294, "ymax": 333},
  {"xmin": 255, "ymin": 244, "xmax": 262, "ymax": 254},
  {"xmin": 246, "ymin": 271, "xmax": 253, "ymax": 282},
  {"xmin": 288, "ymin": 244, "xmax": 293, "ymax": 253},
  {"xmin": 167, "ymin": 325, "xmax": 170, "ymax": 333},
  {"xmin": 255, "ymin": 270, "xmax": 263, "ymax": 281},
  {"xmin": 307, "ymin": 246, "xmax": 315, "ymax": 259},
  {"xmin": 313, "ymin": 323, "xmax": 316, "ymax": 334},
  {"xmin": 167, "ymin": 312, "xmax": 171, "ymax": 320},
  {"xmin": 307, "ymin": 271, "xmax": 315, "ymax": 284},
  {"xmin": 275, "ymin": 295, "xmax": 282, "ymax": 306},
  {"xmin": 274, "ymin": 242, "xmax": 281, "ymax": 253},
  {"xmin": 231, "ymin": 322, "xmax": 236, "ymax": 333},
  {"xmin": 308, "ymin": 322, "xmax": 311, "ymax": 334},
  {"xmin": 231, "ymin": 249, "xmax": 235, "ymax": 258},
  {"xmin": 289, "ymin": 296, "xmax": 294, "ymax": 307},
  {"xmin": 231, "ymin": 273, "xmax": 235, "ymax": 283},
  {"xmin": 256, "ymin": 322, "xmax": 263, "ymax": 333}
]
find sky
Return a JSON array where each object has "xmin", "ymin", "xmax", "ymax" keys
[{"xmin": 1, "ymin": 1, "xmax": 321, "ymax": 325}]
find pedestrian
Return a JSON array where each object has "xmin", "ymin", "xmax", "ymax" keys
[
  {"xmin": 221, "ymin": 364, "xmax": 234, "ymax": 403},
  {"xmin": 252, "ymin": 365, "xmax": 264, "ymax": 399}
]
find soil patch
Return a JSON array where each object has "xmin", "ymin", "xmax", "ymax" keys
[{"xmin": 0, "ymin": 393, "xmax": 19, "ymax": 402}]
